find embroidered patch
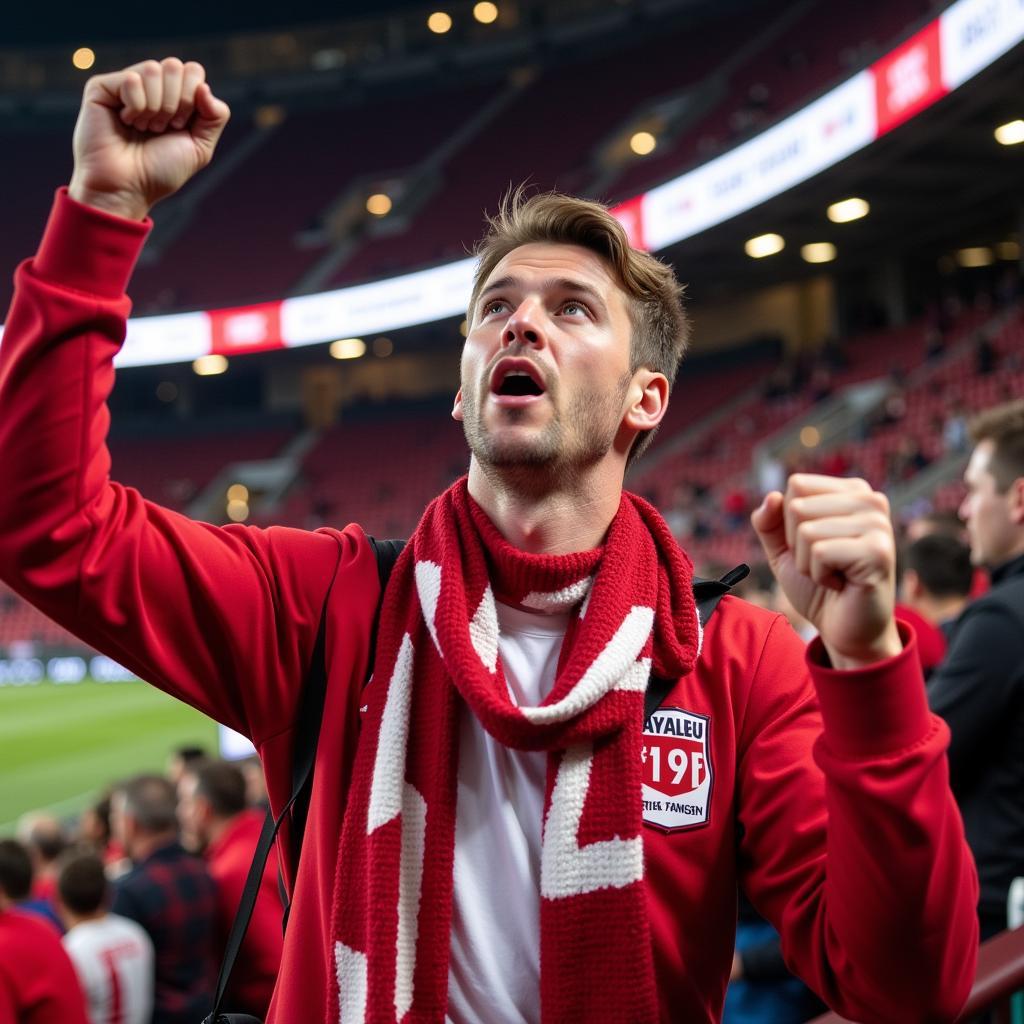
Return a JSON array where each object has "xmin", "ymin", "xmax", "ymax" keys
[{"xmin": 641, "ymin": 706, "xmax": 713, "ymax": 832}]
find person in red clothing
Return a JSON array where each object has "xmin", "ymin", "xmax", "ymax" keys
[
  {"xmin": 0, "ymin": 58, "xmax": 979, "ymax": 1023},
  {"xmin": 177, "ymin": 760, "xmax": 283, "ymax": 1018},
  {"xmin": 0, "ymin": 840, "xmax": 89, "ymax": 1023}
]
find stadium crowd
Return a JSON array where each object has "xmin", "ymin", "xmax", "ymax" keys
[{"xmin": 1, "ymin": 752, "xmax": 279, "ymax": 1024}]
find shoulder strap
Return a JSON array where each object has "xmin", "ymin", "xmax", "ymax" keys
[
  {"xmin": 643, "ymin": 563, "xmax": 749, "ymax": 726},
  {"xmin": 204, "ymin": 536, "xmax": 404, "ymax": 1024}
]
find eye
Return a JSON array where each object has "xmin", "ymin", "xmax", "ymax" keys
[
  {"xmin": 560, "ymin": 299, "xmax": 590, "ymax": 317},
  {"xmin": 482, "ymin": 299, "xmax": 508, "ymax": 316}
]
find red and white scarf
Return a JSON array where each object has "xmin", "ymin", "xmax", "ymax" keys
[{"xmin": 330, "ymin": 477, "xmax": 701, "ymax": 1023}]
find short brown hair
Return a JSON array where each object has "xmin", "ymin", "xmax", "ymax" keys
[
  {"xmin": 57, "ymin": 851, "xmax": 108, "ymax": 916},
  {"xmin": 469, "ymin": 187, "xmax": 690, "ymax": 461},
  {"xmin": 193, "ymin": 761, "xmax": 247, "ymax": 819},
  {"xmin": 969, "ymin": 398, "xmax": 1024, "ymax": 492}
]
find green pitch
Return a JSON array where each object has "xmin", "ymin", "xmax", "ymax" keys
[{"xmin": 0, "ymin": 678, "xmax": 218, "ymax": 833}]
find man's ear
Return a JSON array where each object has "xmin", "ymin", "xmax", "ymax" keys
[
  {"xmin": 902, "ymin": 568, "xmax": 922, "ymax": 603},
  {"xmin": 452, "ymin": 388, "xmax": 464, "ymax": 423},
  {"xmin": 622, "ymin": 370, "xmax": 669, "ymax": 435},
  {"xmin": 1009, "ymin": 476, "xmax": 1024, "ymax": 525}
]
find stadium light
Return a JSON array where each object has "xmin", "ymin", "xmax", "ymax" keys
[
  {"xmin": 193, "ymin": 354, "xmax": 228, "ymax": 376},
  {"xmin": 801, "ymin": 242, "xmax": 837, "ymax": 264},
  {"xmin": 994, "ymin": 119, "xmax": 1024, "ymax": 146},
  {"xmin": 459, "ymin": 319, "xmax": 469, "ymax": 337},
  {"xmin": 428, "ymin": 11, "xmax": 453, "ymax": 33},
  {"xmin": 372, "ymin": 337, "xmax": 394, "ymax": 357},
  {"xmin": 956, "ymin": 247, "xmax": 994, "ymax": 268},
  {"xmin": 744, "ymin": 233, "xmax": 785, "ymax": 258},
  {"xmin": 330, "ymin": 338, "xmax": 366, "ymax": 360},
  {"xmin": 366, "ymin": 193, "xmax": 392, "ymax": 216},
  {"xmin": 473, "ymin": 2, "xmax": 499, "ymax": 23},
  {"xmin": 630, "ymin": 131, "xmax": 657, "ymax": 156},
  {"xmin": 72, "ymin": 47, "xmax": 95, "ymax": 70},
  {"xmin": 800, "ymin": 426, "xmax": 821, "ymax": 448},
  {"xmin": 827, "ymin": 197, "xmax": 869, "ymax": 223},
  {"xmin": 226, "ymin": 499, "xmax": 250, "ymax": 523},
  {"xmin": 227, "ymin": 483, "xmax": 249, "ymax": 503},
  {"xmin": 996, "ymin": 240, "xmax": 1021, "ymax": 260}
]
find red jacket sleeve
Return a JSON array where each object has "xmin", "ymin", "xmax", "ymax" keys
[
  {"xmin": 0, "ymin": 189, "xmax": 374, "ymax": 743},
  {"xmin": 736, "ymin": 617, "xmax": 978, "ymax": 1023}
]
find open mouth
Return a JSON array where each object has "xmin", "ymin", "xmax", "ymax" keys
[{"xmin": 490, "ymin": 359, "xmax": 547, "ymax": 399}]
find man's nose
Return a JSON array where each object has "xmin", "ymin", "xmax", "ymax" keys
[{"xmin": 503, "ymin": 299, "xmax": 545, "ymax": 348}]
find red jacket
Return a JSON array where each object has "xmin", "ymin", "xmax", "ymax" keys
[
  {"xmin": 0, "ymin": 190, "xmax": 979, "ymax": 1023},
  {"xmin": 206, "ymin": 810, "xmax": 283, "ymax": 1017},
  {"xmin": 0, "ymin": 909, "xmax": 89, "ymax": 1024}
]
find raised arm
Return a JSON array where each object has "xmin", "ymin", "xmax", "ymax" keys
[
  {"xmin": 741, "ymin": 476, "xmax": 979, "ymax": 1020},
  {"xmin": 0, "ymin": 62, "xmax": 379, "ymax": 742}
]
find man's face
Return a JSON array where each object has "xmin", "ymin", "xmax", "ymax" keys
[
  {"xmin": 454, "ymin": 243, "xmax": 638, "ymax": 482},
  {"xmin": 176, "ymin": 774, "xmax": 207, "ymax": 852},
  {"xmin": 959, "ymin": 440, "xmax": 1022, "ymax": 568}
]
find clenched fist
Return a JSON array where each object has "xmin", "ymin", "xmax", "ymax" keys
[
  {"xmin": 68, "ymin": 58, "xmax": 230, "ymax": 221},
  {"xmin": 751, "ymin": 474, "xmax": 903, "ymax": 669}
]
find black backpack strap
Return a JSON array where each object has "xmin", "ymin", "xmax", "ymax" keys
[{"xmin": 643, "ymin": 564, "xmax": 749, "ymax": 725}]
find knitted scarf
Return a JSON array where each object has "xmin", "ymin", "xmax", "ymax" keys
[{"xmin": 330, "ymin": 477, "xmax": 701, "ymax": 1023}]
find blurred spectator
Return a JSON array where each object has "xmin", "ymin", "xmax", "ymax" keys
[
  {"xmin": 901, "ymin": 534, "xmax": 973, "ymax": 642},
  {"xmin": 974, "ymin": 330, "xmax": 998, "ymax": 376},
  {"xmin": 905, "ymin": 508, "xmax": 967, "ymax": 544},
  {"xmin": 77, "ymin": 792, "xmax": 126, "ymax": 870},
  {"xmin": 924, "ymin": 326, "xmax": 946, "ymax": 362},
  {"xmin": 663, "ymin": 482, "xmax": 698, "ymax": 542},
  {"xmin": 0, "ymin": 839, "xmax": 88, "ymax": 1023},
  {"xmin": 166, "ymin": 745, "xmax": 208, "ymax": 787},
  {"xmin": 943, "ymin": 399, "xmax": 970, "ymax": 455},
  {"xmin": 6, "ymin": 820, "xmax": 63, "ymax": 932},
  {"xmin": 110, "ymin": 775, "xmax": 216, "ymax": 1024},
  {"xmin": 17, "ymin": 812, "xmax": 67, "ymax": 905},
  {"xmin": 178, "ymin": 760, "xmax": 282, "ymax": 1018},
  {"xmin": 238, "ymin": 756, "xmax": 269, "ymax": 811},
  {"xmin": 928, "ymin": 399, "xmax": 1024, "ymax": 939},
  {"xmin": 2, "ymin": 827, "xmax": 62, "ymax": 933},
  {"xmin": 56, "ymin": 851, "xmax": 154, "ymax": 1024},
  {"xmin": 723, "ymin": 487, "xmax": 750, "ymax": 532}
]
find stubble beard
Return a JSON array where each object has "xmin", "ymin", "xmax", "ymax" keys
[{"xmin": 460, "ymin": 372, "xmax": 631, "ymax": 494}]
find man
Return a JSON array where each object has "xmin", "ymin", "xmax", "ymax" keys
[
  {"xmin": 928, "ymin": 399, "xmax": 1024, "ymax": 939},
  {"xmin": 0, "ymin": 59, "xmax": 978, "ymax": 1023},
  {"xmin": 166, "ymin": 745, "xmax": 208, "ymax": 788},
  {"xmin": 177, "ymin": 760, "xmax": 282, "ymax": 1018},
  {"xmin": 16, "ymin": 812, "xmax": 67, "ymax": 928},
  {"xmin": 901, "ymin": 532, "xmax": 973, "ymax": 642},
  {"xmin": 0, "ymin": 840, "xmax": 89, "ymax": 1023},
  {"xmin": 56, "ymin": 851, "xmax": 155, "ymax": 1024},
  {"xmin": 109, "ymin": 775, "xmax": 217, "ymax": 1024}
]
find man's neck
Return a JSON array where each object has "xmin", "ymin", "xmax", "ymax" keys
[
  {"xmin": 129, "ymin": 830, "xmax": 177, "ymax": 863},
  {"xmin": 64, "ymin": 909, "xmax": 106, "ymax": 930},
  {"xmin": 915, "ymin": 594, "xmax": 969, "ymax": 624},
  {"xmin": 467, "ymin": 459, "xmax": 622, "ymax": 554}
]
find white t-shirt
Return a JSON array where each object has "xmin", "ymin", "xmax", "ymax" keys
[
  {"xmin": 447, "ymin": 601, "xmax": 569, "ymax": 1024},
  {"xmin": 62, "ymin": 913, "xmax": 154, "ymax": 1024}
]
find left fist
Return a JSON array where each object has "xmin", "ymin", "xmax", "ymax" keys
[{"xmin": 751, "ymin": 474, "xmax": 902, "ymax": 669}]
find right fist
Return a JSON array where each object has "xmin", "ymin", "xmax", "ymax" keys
[{"xmin": 68, "ymin": 58, "xmax": 230, "ymax": 221}]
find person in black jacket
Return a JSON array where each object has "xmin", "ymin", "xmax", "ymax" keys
[{"xmin": 928, "ymin": 398, "xmax": 1024, "ymax": 939}]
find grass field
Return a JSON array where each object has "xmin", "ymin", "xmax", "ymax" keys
[{"xmin": 0, "ymin": 678, "xmax": 218, "ymax": 833}]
